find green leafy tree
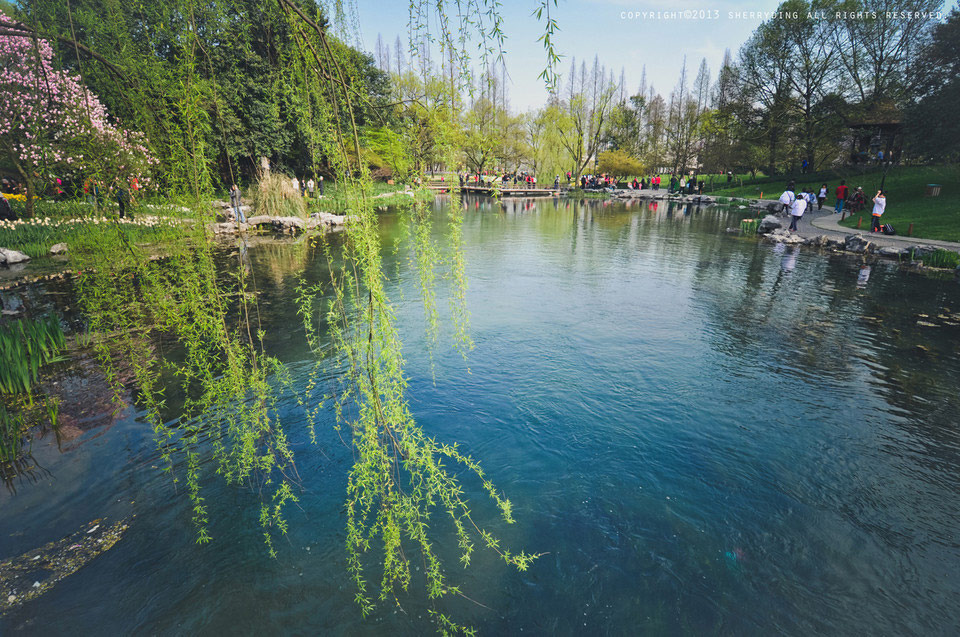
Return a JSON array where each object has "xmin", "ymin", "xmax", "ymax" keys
[
  {"xmin": 904, "ymin": 8, "xmax": 960, "ymax": 160},
  {"xmin": 597, "ymin": 149, "xmax": 644, "ymax": 182}
]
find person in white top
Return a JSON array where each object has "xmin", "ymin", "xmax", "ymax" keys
[
  {"xmin": 871, "ymin": 190, "xmax": 886, "ymax": 232},
  {"xmin": 789, "ymin": 192, "xmax": 807, "ymax": 231},
  {"xmin": 291, "ymin": 176, "xmax": 300, "ymax": 193},
  {"xmin": 307, "ymin": 178, "xmax": 315, "ymax": 198},
  {"xmin": 817, "ymin": 183, "xmax": 828, "ymax": 210},
  {"xmin": 778, "ymin": 182, "xmax": 796, "ymax": 215}
]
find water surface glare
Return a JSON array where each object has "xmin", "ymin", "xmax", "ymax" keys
[{"xmin": 3, "ymin": 197, "xmax": 960, "ymax": 635}]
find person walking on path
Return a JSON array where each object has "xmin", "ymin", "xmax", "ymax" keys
[
  {"xmin": 834, "ymin": 180, "xmax": 848, "ymax": 214},
  {"xmin": 291, "ymin": 175, "xmax": 299, "ymax": 195},
  {"xmin": 112, "ymin": 179, "xmax": 132, "ymax": 219},
  {"xmin": 871, "ymin": 190, "xmax": 886, "ymax": 232},
  {"xmin": 230, "ymin": 184, "xmax": 245, "ymax": 223},
  {"xmin": 307, "ymin": 177, "xmax": 315, "ymax": 198},
  {"xmin": 789, "ymin": 189, "xmax": 807, "ymax": 231},
  {"xmin": 817, "ymin": 183, "xmax": 827, "ymax": 210},
  {"xmin": 778, "ymin": 182, "xmax": 796, "ymax": 215}
]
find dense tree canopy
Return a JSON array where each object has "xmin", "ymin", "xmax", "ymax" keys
[{"xmin": 905, "ymin": 8, "xmax": 960, "ymax": 161}]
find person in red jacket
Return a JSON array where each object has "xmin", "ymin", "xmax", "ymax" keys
[{"xmin": 834, "ymin": 180, "xmax": 848, "ymax": 214}]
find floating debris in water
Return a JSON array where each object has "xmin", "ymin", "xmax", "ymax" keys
[
  {"xmin": 0, "ymin": 517, "xmax": 129, "ymax": 615},
  {"xmin": 724, "ymin": 548, "xmax": 745, "ymax": 574}
]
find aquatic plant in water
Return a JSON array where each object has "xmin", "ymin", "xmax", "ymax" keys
[
  {"xmin": 0, "ymin": 316, "xmax": 66, "ymax": 400},
  {"xmin": 0, "ymin": 403, "xmax": 26, "ymax": 468},
  {"xmin": 919, "ymin": 248, "xmax": 960, "ymax": 269}
]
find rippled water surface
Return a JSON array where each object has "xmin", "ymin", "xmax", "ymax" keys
[{"xmin": 3, "ymin": 197, "xmax": 960, "ymax": 635}]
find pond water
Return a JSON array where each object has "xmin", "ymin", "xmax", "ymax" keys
[{"xmin": 3, "ymin": 197, "xmax": 960, "ymax": 635}]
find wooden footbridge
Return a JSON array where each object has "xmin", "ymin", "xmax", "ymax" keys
[{"xmin": 460, "ymin": 184, "xmax": 558, "ymax": 197}]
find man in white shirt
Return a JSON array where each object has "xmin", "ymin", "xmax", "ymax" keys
[
  {"xmin": 871, "ymin": 190, "xmax": 886, "ymax": 232},
  {"xmin": 291, "ymin": 176, "xmax": 300, "ymax": 194},
  {"xmin": 307, "ymin": 178, "xmax": 315, "ymax": 198},
  {"xmin": 789, "ymin": 192, "xmax": 807, "ymax": 231}
]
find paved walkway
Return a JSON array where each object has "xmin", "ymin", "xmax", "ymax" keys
[{"xmin": 780, "ymin": 206, "xmax": 960, "ymax": 251}]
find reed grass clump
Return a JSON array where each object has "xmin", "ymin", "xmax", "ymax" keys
[
  {"xmin": 253, "ymin": 173, "xmax": 307, "ymax": 218},
  {"xmin": 919, "ymin": 248, "xmax": 960, "ymax": 269},
  {"xmin": 740, "ymin": 218, "xmax": 759, "ymax": 235}
]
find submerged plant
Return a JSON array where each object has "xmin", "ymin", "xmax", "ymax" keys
[
  {"xmin": 0, "ymin": 316, "xmax": 66, "ymax": 400},
  {"xmin": 0, "ymin": 403, "xmax": 26, "ymax": 467}
]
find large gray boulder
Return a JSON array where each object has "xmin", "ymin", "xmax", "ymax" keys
[
  {"xmin": 752, "ymin": 200, "xmax": 782, "ymax": 213},
  {"xmin": 846, "ymin": 234, "xmax": 878, "ymax": 254},
  {"xmin": 826, "ymin": 238, "xmax": 845, "ymax": 250},
  {"xmin": 210, "ymin": 222, "xmax": 238, "ymax": 234},
  {"xmin": 803, "ymin": 235, "xmax": 829, "ymax": 247},
  {"xmin": 764, "ymin": 228, "xmax": 804, "ymax": 244},
  {"xmin": 0, "ymin": 247, "xmax": 30, "ymax": 264},
  {"xmin": 757, "ymin": 215, "xmax": 782, "ymax": 234},
  {"xmin": 312, "ymin": 212, "xmax": 349, "ymax": 227},
  {"xmin": 49, "ymin": 242, "xmax": 68, "ymax": 255},
  {"xmin": 908, "ymin": 245, "xmax": 937, "ymax": 259},
  {"xmin": 246, "ymin": 215, "xmax": 300, "ymax": 231},
  {"xmin": 878, "ymin": 246, "xmax": 906, "ymax": 258}
]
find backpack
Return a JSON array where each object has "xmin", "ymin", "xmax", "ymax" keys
[{"xmin": 882, "ymin": 223, "xmax": 896, "ymax": 235}]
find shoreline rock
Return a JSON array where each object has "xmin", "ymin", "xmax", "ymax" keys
[
  {"xmin": 757, "ymin": 215, "xmax": 782, "ymax": 234},
  {"xmin": 750, "ymin": 229, "xmax": 960, "ymax": 268},
  {"xmin": 0, "ymin": 247, "xmax": 30, "ymax": 265},
  {"xmin": 209, "ymin": 212, "xmax": 351, "ymax": 235}
]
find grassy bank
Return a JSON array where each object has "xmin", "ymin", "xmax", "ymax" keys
[
  {"xmin": 0, "ymin": 200, "xmax": 187, "ymax": 259},
  {"xmin": 315, "ymin": 181, "xmax": 432, "ymax": 213},
  {"xmin": 710, "ymin": 165, "xmax": 960, "ymax": 242}
]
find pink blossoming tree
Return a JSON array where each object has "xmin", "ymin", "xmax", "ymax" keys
[{"xmin": 0, "ymin": 16, "xmax": 156, "ymax": 216}]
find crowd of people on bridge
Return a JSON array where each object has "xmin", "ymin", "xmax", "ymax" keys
[
  {"xmin": 457, "ymin": 170, "xmax": 713, "ymax": 194},
  {"xmin": 458, "ymin": 172, "xmax": 546, "ymax": 189}
]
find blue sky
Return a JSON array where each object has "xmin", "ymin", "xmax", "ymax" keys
[{"xmin": 345, "ymin": 0, "xmax": 785, "ymax": 110}]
